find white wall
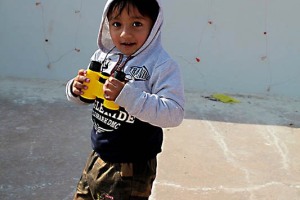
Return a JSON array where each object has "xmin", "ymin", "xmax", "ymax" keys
[{"xmin": 1, "ymin": 0, "xmax": 299, "ymax": 98}]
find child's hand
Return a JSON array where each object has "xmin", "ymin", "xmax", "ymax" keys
[
  {"xmin": 72, "ymin": 69, "xmax": 90, "ymax": 96},
  {"xmin": 103, "ymin": 76, "xmax": 125, "ymax": 101}
]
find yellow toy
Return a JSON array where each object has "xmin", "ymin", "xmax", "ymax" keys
[{"xmin": 80, "ymin": 61, "xmax": 126, "ymax": 110}]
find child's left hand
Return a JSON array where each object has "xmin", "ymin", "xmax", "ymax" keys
[{"xmin": 103, "ymin": 76, "xmax": 125, "ymax": 101}]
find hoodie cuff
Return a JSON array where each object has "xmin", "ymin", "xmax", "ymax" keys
[{"xmin": 69, "ymin": 80, "xmax": 79, "ymax": 97}]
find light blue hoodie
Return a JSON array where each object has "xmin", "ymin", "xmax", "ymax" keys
[{"xmin": 66, "ymin": 0, "xmax": 185, "ymax": 162}]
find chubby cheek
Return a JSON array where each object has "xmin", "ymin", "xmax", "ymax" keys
[
  {"xmin": 110, "ymin": 32, "xmax": 119, "ymax": 44},
  {"xmin": 140, "ymin": 28, "xmax": 152, "ymax": 43}
]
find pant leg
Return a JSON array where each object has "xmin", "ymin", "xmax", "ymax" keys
[
  {"xmin": 73, "ymin": 151, "xmax": 98, "ymax": 200},
  {"xmin": 129, "ymin": 158, "xmax": 157, "ymax": 199},
  {"xmin": 91, "ymin": 158, "xmax": 157, "ymax": 200},
  {"xmin": 74, "ymin": 151, "xmax": 157, "ymax": 200}
]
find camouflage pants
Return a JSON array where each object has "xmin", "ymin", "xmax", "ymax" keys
[{"xmin": 73, "ymin": 151, "xmax": 157, "ymax": 200}]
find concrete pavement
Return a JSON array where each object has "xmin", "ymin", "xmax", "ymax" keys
[{"xmin": 0, "ymin": 77, "xmax": 299, "ymax": 200}]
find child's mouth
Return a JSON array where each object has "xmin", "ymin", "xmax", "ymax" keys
[{"xmin": 121, "ymin": 42, "xmax": 135, "ymax": 47}]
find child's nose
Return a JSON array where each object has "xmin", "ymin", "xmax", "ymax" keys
[{"xmin": 120, "ymin": 26, "xmax": 132, "ymax": 38}]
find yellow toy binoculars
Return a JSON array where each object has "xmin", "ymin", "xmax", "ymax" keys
[{"xmin": 80, "ymin": 61, "xmax": 125, "ymax": 110}]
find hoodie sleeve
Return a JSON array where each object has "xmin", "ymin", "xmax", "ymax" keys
[{"xmin": 115, "ymin": 60, "xmax": 185, "ymax": 128}]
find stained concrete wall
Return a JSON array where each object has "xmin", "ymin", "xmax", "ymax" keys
[{"xmin": 0, "ymin": 0, "xmax": 299, "ymax": 98}]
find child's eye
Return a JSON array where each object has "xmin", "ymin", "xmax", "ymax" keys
[
  {"xmin": 132, "ymin": 22, "xmax": 142, "ymax": 27},
  {"xmin": 112, "ymin": 22, "xmax": 121, "ymax": 27}
]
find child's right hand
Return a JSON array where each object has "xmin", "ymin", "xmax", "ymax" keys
[{"xmin": 72, "ymin": 69, "xmax": 90, "ymax": 96}]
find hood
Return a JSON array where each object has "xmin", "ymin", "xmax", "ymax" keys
[{"xmin": 97, "ymin": 0, "xmax": 163, "ymax": 56}]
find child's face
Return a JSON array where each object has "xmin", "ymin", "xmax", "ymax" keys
[{"xmin": 108, "ymin": 5, "xmax": 154, "ymax": 56}]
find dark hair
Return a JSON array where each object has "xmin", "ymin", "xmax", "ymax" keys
[{"xmin": 107, "ymin": 0, "xmax": 159, "ymax": 22}]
